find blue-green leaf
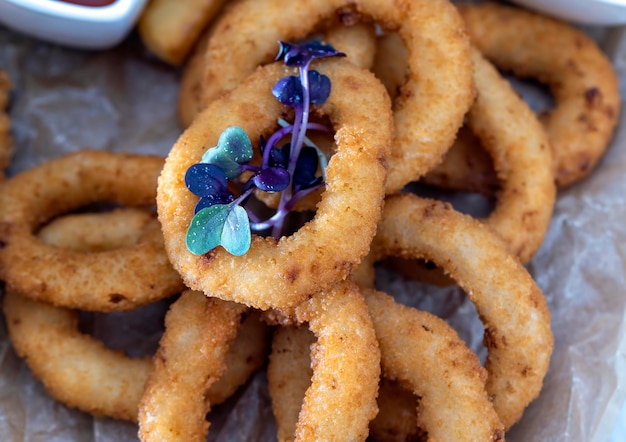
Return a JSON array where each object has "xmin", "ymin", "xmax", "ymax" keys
[
  {"xmin": 186, "ymin": 204, "xmax": 251, "ymax": 256},
  {"xmin": 201, "ymin": 126, "xmax": 254, "ymax": 179},
  {"xmin": 220, "ymin": 205, "xmax": 251, "ymax": 256}
]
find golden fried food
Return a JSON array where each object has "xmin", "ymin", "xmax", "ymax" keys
[
  {"xmin": 267, "ymin": 280, "xmax": 381, "ymax": 441},
  {"xmin": 361, "ymin": 193, "xmax": 554, "ymax": 429},
  {"xmin": 199, "ymin": 0, "xmax": 474, "ymax": 193},
  {"xmin": 138, "ymin": 0, "xmax": 228, "ymax": 65},
  {"xmin": 158, "ymin": 59, "xmax": 391, "ymax": 310},
  {"xmin": 0, "ymin": 150, "xmax": 185, "ymax": 311},
  {"xmin": 458, "ymin": 2, "xmax": 620, "ymax": 188}
]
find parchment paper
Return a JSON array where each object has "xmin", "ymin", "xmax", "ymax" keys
[{"xmin": 0, "ymin": 6, "xmax": 625, "ymax": 441}]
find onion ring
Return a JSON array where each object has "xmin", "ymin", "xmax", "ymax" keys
[
  {"xmin": 0, "ymin": 150, "xmax": 185, "ymax": 311},
  {"xmin": 374, "ymin": 37, "xmax": 555, "ymax": 263},
  {"xmin": 363, "ymin": 288, "xmax": 505, "ymax": 441},
  {"xmin": 158, "ymin": 59, "xmax": 392, "ymax": 310},
  {"xmin": 199, "ymin": 0, "xmax": 474, "ymax": 193},
  {"xmin": 268, "ymin": 288, "xmax": 505, "ymax": 440},
  {"xmin": 3, "ymin": 209, "xmax": 268, "ymax": 422},
  {"xmin": 457, "ymin": 2, "xmax": 620, "ymax": 188},
  {"xmin": 3, "ymin": 290, "xmax": 268, "ymax": 423},
  {"xmin": 138, "ymin": 291, "xmax": 251, "ymax": 441},
  {"xmin": 0, "ymin": 70, "xmax": 13, "ymax": 179},
  {"xmin": 462, "ymin": 46, "xmax": 555, "ymax": 263},
  {"xmin": 359, "ymin": 193, "xmax": 554, "ymax": 429},
  {"xmin": 266, "ymin": 280, "xmax": 380, "ymax": 441},
  {"xmin": 38, "ymin": 208, "xmax": 156, "ymax": 252},
  {"xmin": 178, "ymin": 20, "xmax": 378, "ymax": 129}
]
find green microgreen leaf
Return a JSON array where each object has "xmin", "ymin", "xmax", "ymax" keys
[
  {"xmin": 186, "ymin": 204, "xmax": 251, "ymax": 256},
  {"xmin": 201, "ymin": 126, "xmax": 253, "ymax": 179}
]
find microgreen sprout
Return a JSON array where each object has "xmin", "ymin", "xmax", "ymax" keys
[{"xmin": 185, "ymin": 40, "xmax": 345, "ymax": 256}]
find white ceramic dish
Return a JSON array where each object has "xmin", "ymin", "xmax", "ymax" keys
[
  {"xmin": 510, "ymin": 0, "xmax": 626, "ymax": 26},
  {"xmin": 0, "ymin": 0, "xmax": 148, "ymax": 50}
]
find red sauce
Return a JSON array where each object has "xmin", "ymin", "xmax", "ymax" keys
[{"xmin": 53, "ymin": 0, "xmax": 117, "ymax": 6}]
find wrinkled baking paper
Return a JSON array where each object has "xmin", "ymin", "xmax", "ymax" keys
[{"xmin": 0, "ymin": 5, "xmax": 625, "ymax": 441}]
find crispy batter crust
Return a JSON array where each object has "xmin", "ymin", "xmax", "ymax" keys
[
  {"xmin": 200, "ymin": 0, "xmax": 474, "ymax": 193},
  {"xmin": 0, "ymin": 150, "xmax": 185, "ymax": 311},
  {"xmin": 364, "ymin": 193, "xmax": 554, "ymax": 429},
  {"xmin": 268, "ymin": 280, "xmax": 381, "ymax": 442},
  {"xmin": 159, "ymin": 59, "xmax": 392, "ymax": 310},
  {"xmin": 451, "ymin": 2, "xmax": 620, "ymax": 188}
]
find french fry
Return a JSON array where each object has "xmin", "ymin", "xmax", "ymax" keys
[{"xmin": 138, "ymin": 0, "xmax": 227, "ymax": 65}]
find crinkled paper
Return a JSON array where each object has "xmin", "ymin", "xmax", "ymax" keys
[{"xmin": 0, "ymin": 7, "xmax": 625, "ymax": 442}]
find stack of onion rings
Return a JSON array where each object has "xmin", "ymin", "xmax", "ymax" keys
[
  {"xmin": 357, "ymin": 193, "xmax": 554, "ymax": 429},
  {"xmin": 268, "ymin": 287, "xmax": 506, "ymax": 441},
  {"xmin": 198, "ymin": 0, "xmax": 474, "ymax": 193},
  {"xmin": 158, "ymin": 59, "xmax": 392, "ymax": 311},
  {"xmin": 4, "ymin": 209, "xmax": 268, "ymax": 422}
]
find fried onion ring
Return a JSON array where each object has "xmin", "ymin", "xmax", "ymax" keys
[
  {"xmin": 457, "ymin": 2, "xmax": 620, "ymax": 188},
  {"xmin": 0, "ymin": 150, "xmax": 185, "ymax": 311},
  {"xmin": 38, "ymin": 208, "xmax": 156, "ymax": 252},
  {"xmin": 3, "ymin": 291, "xmax": 268, "ymax": 423},
  {"xmin": 268, "ymin": 289, "xmax": 505, "ymax": 440},
  {"xmin": 462, "ymin": 46, "xmax": 555, "ymax": 263},
  {"xmin": 200, "ymin": 0, "xmax": 474, "ymax": 193},
  {"xmin": 3, "ymin": 209, "xmax": 268, "ymax": 422},
  {"xmin": 374, "ymin": 36, "xmax": 555, "ymax": 263},
  {"xmin": 363, "ymin": 288, "xmax": 505, "ymax": 441},
  {"xmin": 177, "ymin": 20, "xmax": 378, "ymax": 129},
  {"xmin": 266, "ymin": 280, "xmax": 380, "ymax": 441},
  {"xmin": 158, "ymin": 59, "xmax": 391, "ymax": 310},
  {"xmin": 359, "ymin": 193, "xmax": 554, "ymax": 429},
  {"xmin": 138, "ymin": 291, "xmax": 250, "ymax": 441},
  {"xmin": 0, "ymin": 70, "xmax": 13, "ymax": 179}
]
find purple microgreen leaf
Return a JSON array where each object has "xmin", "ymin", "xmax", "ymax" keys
[
  {"xmin": 194, "ymin": 193, "xmax": 234, "ymax": 214},
  {"xmin": 252, "ymin": 166, "xmax": 290, "ymax": 192},
  {"xmin": 185, "ymin": 163, "xmax": 229, "ymax": 198},
  {"xmin": 275, "ymin": 40, "xmax": 345, "ymax": 67},
  {"xmin": 272, "ymin": 75, "xmax": 303, "ymax": 108},
  {"xmin": 308, "ymin": 70, "xmax": 331, "ymax": 105},
  {"xmin": 201, "ymin": 126, "xmax": 253, "ymax": 178},
  {"xmin": 186, "ymin": 204, "xmax": 251, "ymax": 256},
  {"xmin": 293, "ymin": 145, "xmax": 321, "ymax": 191}
]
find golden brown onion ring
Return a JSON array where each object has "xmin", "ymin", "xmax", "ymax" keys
[
  {"xmin": 3, "ymin": 289, "xmax": 153, "ymax": 421},
  {"xmin": 4, "ymin": 209, "xmax": 268, "ymax": 422},
  {"xmin": 159, "ymin": 59, "xmax": 391, "ymax": 311},
  {"xmin": 266, "ymin": 280, "xmax": 381, "ymax": 441},
  {"xmin": 178, "ymin": 19, "xmax": 378, "ymax": 129},
  {"xmin": 137, "ymin": 291, "xmax": 247, "ymax": 441},
  {"xmin": 457, "ymin": 2, "xmax": 620, "ymax": 188},
  {"xmin": 268, "ymin": 289, "xmax": 505, "ymax": 440},
  {"xmin": 0, "ymin": 150, "xmax": 185, "ymax": 311},
  {"xmin": 359, "ymin": 193, "xmax": 554, "ymax": 429},
  {"xmin": 200, "ymin": 0, "xmax": 474, "ymax": 193},
  {"xmin": 138, "ymin": 290, "xmax": 267, "ymax": 441},
  {"xmin": 374, "ymin": 36, "xmax": 555, "ymax": 263},
  {"xmin": 464, "ymin": 46, "xmax": 555, "ymax": 263},
  {"xmin": 363, "ymin": 288, "xmax": 505, "ymax": 441},
  {"xmin": 38, "ymin": 208, "xmax": 155, "ymax": 252}
]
